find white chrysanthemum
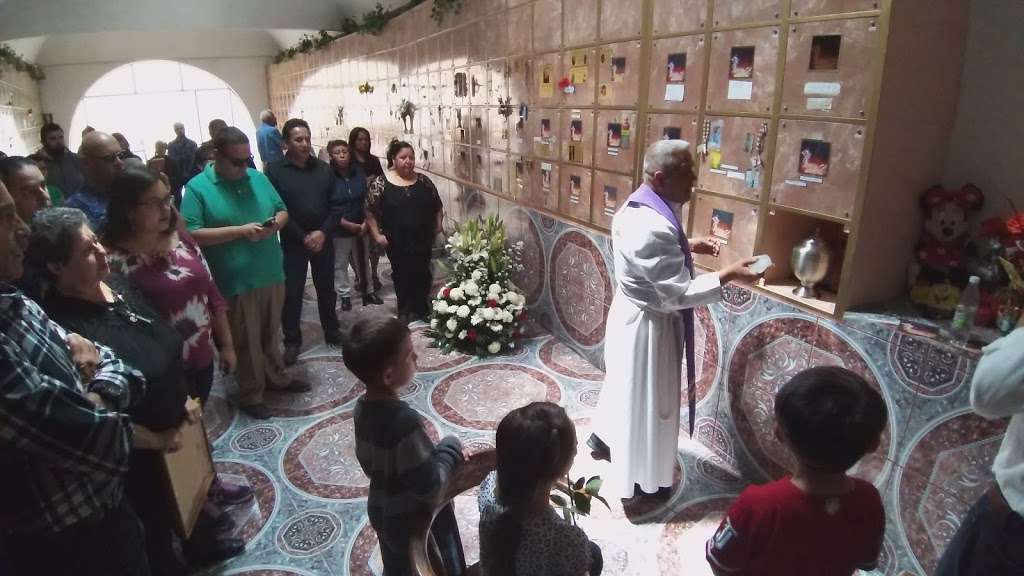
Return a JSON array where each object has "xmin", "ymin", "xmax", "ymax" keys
[
  {"xmin": 481, "ymin": 308, "xmax": 496, "ymax": 321},
  {"xmin": 458, "ymin": 330, "xmax": 467, "ymax": 340},
  {"xmin": 490, "ymin": 323, "xmax": 502, "ymax": 332},
  {"xmin": 449, "ymin": 287, "xmax": 465, "ymax": 300},
  {"xmin": 469, "ymin": 297, "xmax": 482, "ymax": 306},
  {"xmin": 456, "ymin": 305, "xmax": 471, "ymax": 318},
  {"xmin": 470, "ymin": 315, "xmax": 483, "ymax": 325},
  {"xmin": 489, "ymin": 283, "xmax": 502, "ymax": 295},
  {"xmin": 503, "ymin": 311, "xmax": 514, "ymax": 322},
  {"xmin": 464, "ymin": 281, "xmax": 479, "ymax": 296},
  {"xmin": 434, "ymin": 301, "xmax": 449, "ymax": 314},
  {"xmin": 471, "ymin": 270, "xmax": 483, "ymax": 281},
  {"xmin": 487, "ymin": 341, "xmax": 501, "ymax": 354},
  {"xmin": 446, "ymin": 318, "xmax": 458, "ymax": 331}
]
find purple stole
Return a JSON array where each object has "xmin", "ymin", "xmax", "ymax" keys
[{"xmin": 625, "ymin": 184, "xmax": 698, "ymax": 437}]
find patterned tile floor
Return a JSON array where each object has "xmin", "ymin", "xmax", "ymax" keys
[{"xmin": 196, "ymin": 265, "xmax": 885, "ymax": 576}]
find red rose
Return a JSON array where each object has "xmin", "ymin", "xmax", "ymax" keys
[
  {"xmin": 442, "ymin": 287, "xmax": 451, "ymax": 298},
  {"xmin": 487, "ymin": 299, "xmax": 498, "ymax": 307},
  {"xmin": 467, "ymin": 329, "xmax": 477, "ymax": 341}
]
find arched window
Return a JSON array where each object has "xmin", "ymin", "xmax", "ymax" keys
[{"xmin": 69, "ymin": 60, "xmax": 256, "ymax": 158}]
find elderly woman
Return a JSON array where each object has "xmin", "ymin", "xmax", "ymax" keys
[
  {"xmin": 365, "ymin": 140, "xmax": 443, "ymax": 322},
  {"xmin": 26, "ymin": 207, "xmax": 244, "ymax": 574},
  {"xmin": 103, "ymin": 167, "xmax": 253, "ymax": 505}
]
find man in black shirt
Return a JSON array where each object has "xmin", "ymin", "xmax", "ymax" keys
[{"xmin": 265, "ymin": 119, "xmax": 342, "ymax": 365}]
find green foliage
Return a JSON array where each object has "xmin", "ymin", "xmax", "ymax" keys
[
  {"xmin": 431, "ymin": 0, "xmax": 463, "ymax": 25},
  {"xmin": 274, "ymin": 0, "xmax": 443, "ymax": 63},
  {"xmin": 550, "ymin": 475, "xmax": 610, "ymax": 526},
  {"xmin": 0, "ymin": 44, "xmax": 45, "ymax": 81}
]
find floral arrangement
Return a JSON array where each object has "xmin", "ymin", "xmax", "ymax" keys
[
  {"xmin": 0, "ymin": 44, "xmax": 45, "ymax": 81},
  {"xmin": 429, "ymin": 214, "xmax": 526, "ymax": 356}
]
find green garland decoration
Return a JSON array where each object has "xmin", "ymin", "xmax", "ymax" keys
[
  {"xmin": 0, "ymin": 44, "xmax": 45, "ymax": 81},
  {"xmin": 274, "ymin": 0, "xmax": 464, "ymax": 64}
]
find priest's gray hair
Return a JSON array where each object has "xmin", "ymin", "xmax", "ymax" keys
[
  {"xmin": 642, "ymin": 139, "xmax": 692, "ymax": 183},
  {"xmin": 259, "ymin": 109, "xmax": 275, "ymax": 122}
]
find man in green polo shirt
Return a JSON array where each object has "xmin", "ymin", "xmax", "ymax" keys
[{"xmin": 181, "ymin": 126, "xmax": 310, "ymax": 420}]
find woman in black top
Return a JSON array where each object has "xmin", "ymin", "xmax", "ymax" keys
[
  {"xmin": 349, "ymin": 126, "xmax": 385, "ymax": 292},
  {"xmin": 26, "ymin": 207, "xmax": 243, "ymax": 575},
  {"xmin": 365, "ymin": 140, "xmax": 443, "ymax": 322}
]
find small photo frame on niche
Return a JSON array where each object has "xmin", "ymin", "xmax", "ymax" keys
[
  {"xmin": 603, "ymin": 185, "xmax": 618, "ymax": 216},
  {"xmin": 710, "ymin": 209, "xmax": 734, "ymax": 244},
  {"xmin": 809, "ymin": 35, "xmax": 842, "ymax": 71},
  {"xmin": 729, "ymin": 46, "xmax": 755, "ymax": 80},
  {"xmin": 798, "ymin": 139, "xmax": 831, "ymax": 177},
  {"xmin": 666, "ymin": 53, "xmax": 686, "ymax": 83}
]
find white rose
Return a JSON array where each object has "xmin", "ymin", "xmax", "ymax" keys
[
  {"xmin": 482, "ymin": 308, "xmax": 496, "ymax": 321},
  {"xmin": 446, "ymin": 318, "xmax": 458, "ymax": 331},
  {"xmin": 456, "ymin": 305, "xmax": 471, "ymax": 318},
  {"xmin": 458, "ymin": 330, "xmax": 467, "ymax": 340},
  {"xmin": 503, "ymin": 311, "xmax": 514, "ymax": 323},
  {"xmin": 489, "ymin": 283, "xmax": 502, "ymax": 295},
  {"xmin": 430, "ymin": 319, "xmax": 439, "ymax": 329},
  {"xmin": 487, "ymin": 341, "xmax": 501, "ymax": 354},
  {"xmin": 449, "ymin": 287, "xmax": 465, "ymax": 301},
  {"xmin": 471, "ymin": 270, "xmax": 483, "ymax": 281}
]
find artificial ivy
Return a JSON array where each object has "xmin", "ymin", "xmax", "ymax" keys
[
  {"xmin": 0, "ymin": 44, "xmax": 45, "ymax": 81},
  {"xmin": 274, "ymin": 0, "xmax": 464, "ymax": 64}
]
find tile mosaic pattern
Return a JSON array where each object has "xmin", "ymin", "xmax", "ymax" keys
[{"xmin": 196, "ymin": 194, "xmax": 996, "ymax": 576}]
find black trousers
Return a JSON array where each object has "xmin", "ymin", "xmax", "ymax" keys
[
  {"xmin": 935, "ymin": 483, "xmax": 1024, "ymax": 575},
  {"xmin": 4, "ymin": 498, "xmax": 151, "ymax": 576},
  {"xmin": 387, "ymin": 247, "xmax": 432, "ymax": 319},
  {"xmin": 282, "ymin": 237, "xmax": 339, "ymax": 347},
  {"xmin": 184, "ymin": 362, "xmax": 215, "ymax": 406}
]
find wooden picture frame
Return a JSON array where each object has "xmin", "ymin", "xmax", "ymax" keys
[{"xmin": 162, "ymin": 418, "xmax": 215, "ymax": 539}]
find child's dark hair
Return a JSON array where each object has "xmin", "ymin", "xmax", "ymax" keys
[
  {"xmin": 342, "ymin": 314, "xmax": 410, "ymax": 384},
  {"xmin": 775, "ymin": 366, "xmax": 887, "ymax": 473},
  {"xmin": 491, "ymin": 402, "xmax": 576, "ymax": 575}
]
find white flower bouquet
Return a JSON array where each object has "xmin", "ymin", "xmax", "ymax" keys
[{"xmin": 429, "ymin": 214, "xmax": 526, "ymax": 355}]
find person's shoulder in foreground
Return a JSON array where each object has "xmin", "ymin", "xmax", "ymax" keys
[{"xmin": 707, "ymin": 365, "xmax": 887, "ymax": 576}]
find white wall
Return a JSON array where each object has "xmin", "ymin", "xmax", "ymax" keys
[
  {"xmin": 944, "ymin": 0, "xmax": 1024, "ymax": 222},
  {"xmin": 36, "ymin": 30, "xmax": 275, "ymax": 143}
]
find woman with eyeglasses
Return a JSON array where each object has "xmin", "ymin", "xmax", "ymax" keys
[{"xmin": 102, "ymin": 165, "xmax": 254, "ymax": 517}]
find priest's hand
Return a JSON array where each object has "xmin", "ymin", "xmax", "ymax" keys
[
  {"xmin": 719, "ymin": 257, "xmax": 762, "ymax": 285},
  {"xmin": 689, "ymin": 237, "xmax": 721, "ymax": 256}
]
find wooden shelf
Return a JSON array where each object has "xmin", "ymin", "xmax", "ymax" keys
[{"xmin": 759, "ymin": 280, "xmax": 838, "ymax": 316}]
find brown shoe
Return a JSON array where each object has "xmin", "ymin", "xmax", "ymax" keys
[
  {"xmin": 270, "ymin": 379, "xmax": 311, "ymax": 394},
  {"xmin": 283, "ymin": 345, "xmax": 300, "ymax": 366}
]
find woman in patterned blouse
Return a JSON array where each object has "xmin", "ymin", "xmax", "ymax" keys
[
  {"xmin": 102, "ymin": 168, "xmax": 254, "ymax": 512},
  {"xmin": 365, "ymin": 140, "xmax": 443, "ymax": 323}
]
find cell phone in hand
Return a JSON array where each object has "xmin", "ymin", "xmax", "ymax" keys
[
  {"xmin": 261, "ymin": 217, "xmax": 276, "ymax": 228},
  {"xmin": 749, "ymin": 254, "xmax": 773, "ymax": 275}
]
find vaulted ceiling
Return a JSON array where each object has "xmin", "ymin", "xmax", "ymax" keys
[{"xmin": 0, "ymin": 0, "xmax": 403, "ymax": 63}]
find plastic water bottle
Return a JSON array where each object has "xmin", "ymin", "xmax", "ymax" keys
[{"xmin": 950, "ymin": 276, "xmax": 981, "ymax": 345}]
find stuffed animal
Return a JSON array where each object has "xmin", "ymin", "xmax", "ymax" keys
[{"xmin": 908, "ymin": 184, "xmax": 984, "ymax": 318}]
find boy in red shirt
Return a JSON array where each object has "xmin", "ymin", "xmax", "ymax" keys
[{"xmin": 707, "ymin": 366, "xmax": 888, "ymax": 576}]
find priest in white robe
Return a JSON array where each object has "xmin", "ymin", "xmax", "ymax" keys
[{"xmin": 591, "ymin": 139, "xmax": 759, "ymax": 499}]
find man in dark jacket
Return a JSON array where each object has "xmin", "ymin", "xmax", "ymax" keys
[{"xmin": 265, "ymin": 118, "xmax": 342, "ymax": 365}]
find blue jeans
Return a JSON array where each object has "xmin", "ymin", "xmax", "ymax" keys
[{"xmin": 935, "ymin": 484, "xmax": 1024, "ymax": 575}]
